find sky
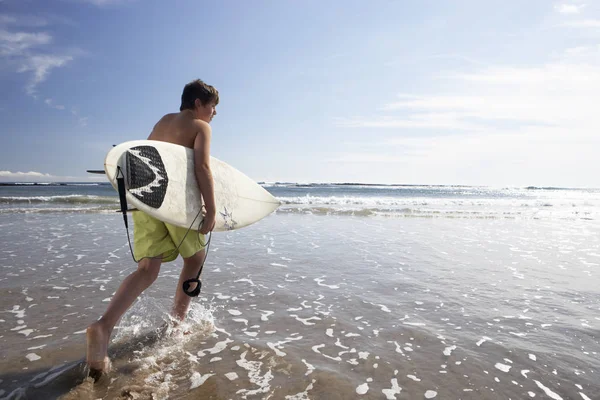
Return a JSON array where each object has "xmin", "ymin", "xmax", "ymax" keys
[{"xmin": 0, "ymin": 0, "xmax": 599, "ymax": 187}]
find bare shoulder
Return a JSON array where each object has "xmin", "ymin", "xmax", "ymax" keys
[
  {"xmin": 191, "ymin": 118, "xmax": 212, "ymax": 136},
  {"xmin": 150, "ymin": 113, "xmax": 176, "ymax": 131}
]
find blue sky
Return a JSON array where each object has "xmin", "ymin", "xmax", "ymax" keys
[{"xmin": 0, "ymin": 0, "xmax": 599, "ymax": 187}]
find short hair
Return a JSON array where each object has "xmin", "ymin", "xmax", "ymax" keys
[{"xmin": 179, "ymin": 79, "xmax": 219, "ymax": 111}]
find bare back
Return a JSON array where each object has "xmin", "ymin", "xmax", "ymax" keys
[{"xmin": 147, "ymin": 112, "xmax": 198, "ymax": 149}]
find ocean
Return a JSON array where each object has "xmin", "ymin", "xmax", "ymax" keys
[{"xmin": 0, "ymin": 183, "xmax": 599, "ymax": 399}]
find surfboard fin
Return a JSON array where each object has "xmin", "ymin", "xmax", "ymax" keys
[{"xmin": 86, "ymin": 170, "xmax": 106, "ymax": 174}]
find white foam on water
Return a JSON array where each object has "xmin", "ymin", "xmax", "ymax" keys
[
  {"xmin": 197, "ymin": 338, "xmax": 233, "ymax": 357},
  {"xmin": 290, "ymin": 315, "xmax": 321, "ymax": 326},
  {"xmin": 235, "ymin": 350, "xmax": 273, "ymax": 398},
  {"xmin": 476, "ymin": 336, "xmax": 491, "ymax": 346},
  {"xmin": 225, "ymin": 372, "xmax": 238, "ymax": 380},
  {"xmin": 27, "ymin": 345, "xmax": 46, "ymax": 350},
  {"xmin": 209, "ymin": 357, "xmax": 222, "ymax": 362},
  {"xmin": 358, "ymin": 351, "xmax": 369, "ymax": 360},
  {"xmin": 19, "ymin": 329, "xmax": 34, "ymax": 336},
  {"xmin": 302, "ymin": 359, "xmax": 315, "ymax": 375},
  {"xmin": 10, "ymin": 325, "xmax": 26, "ymax": 331},
  {"xmin": 285, "ymin": 379, "xmax": 315, "ymax": 400},
  {"xmin": 267, "ymin": 342, "xmax": 286, "ymax": 357},
  {"xmin": 190, "ymin": 372, "xmax": 214, "ymax": 389},
  {"xmin": 356, "ymin": 382, "xmax": 369, "ymax": 395},
  {"xmin": 32, "ymin": 334, "xmax": 52, "ymax": 339},
  {"xmin": 345, "ymin": 332, "xmax": 360, "ymax": 337},
  {"xmin": 326, "ymin": 328, "xmax": 334, "ymax": 337},
  {"xmin": 495, "ymin": 363, "xmax": 511, "ymax": 373},
  {"xmin": 521, "ymin": 370, "xmax": 530, "ymax": 378},
  {"xmin": 270, "ymin": 263, "xmax": 287, "ymax": 267},
  {"xmin": 579, "ymin": 393, "xmax": 591, "ymax": 400},
  {"xmin": 9, "ymin": 305, "xmax": 25, "ymax": 318},
  {"xmin": 529, "ymin": 354, "xmax": 537, "ymax": 361},
  {"xmin": 443, "ymin": 345, "xmax": 456, "ymax": 356},
  {"xmin": 244, "ymin": 331, "xmax": 258, "ymax": 337},
  {"xmin": 334, "ymin": 338, "xmax": 348, "ymax": 349},
  {"xmin": 314, "ymin": 277, "xmax": 340, "ymax": 289},
  {"xmin": 403, "ymin": 322, "xmax": 426, "ymax": 326},
  {"xmin": 52, "ymin": 286, "xmax": 68, "ymax": 290},
  {"xmin": 529, "ymin": 392, "xmax": 536, "ymax": 397},
  {"xmin": 510, "ymin": 331, "xmax": 527, "ymax": 337},
  {"xmin": 235, "ymin": 278, "xmax": 255, "ymax": 286},
  {"xmin": 391, "ymin": 341, "xmax": 404, "ymax": 355},
  {"xmin": 233, "ymin": 318, "xmax": 248, "ymax": 325},
  {"xmin": 312, "ymin": 344, "xmax": 342, "ymax": 361},
  {"xmin": 260, "ymin": 310, "xmax": 274, "ymax": 321},
  {"xmin": 25, "ymin": 353, "xmax": 41, "ymax": 361},
  {"xmin": 228, "ymin": 309, "xmax": 242, "ymax": 316},
  {"xmin": 425, "ymin": 390, "xmax": 437, "ymax": 398},
  {"xmin": 575, "ymin": 384, "xmax": 583, "ymax": 390},
  {"xmin": 371, "ymin": 302, "xmax": 391, "ymax": 313},
  {"xmin": 407, "ymin": 374, "xmax": 420, "ymax": 382},
  {"xmin": 534, "ymin": 380, "xmax": 563, "ymax": 400}
]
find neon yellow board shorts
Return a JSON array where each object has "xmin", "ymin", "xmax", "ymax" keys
[{"xmin": 133, "ymin": 211, "xmax": 206, "ymax": 262}]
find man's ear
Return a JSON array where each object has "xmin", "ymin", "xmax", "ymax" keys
[{"xmin": 194, "ymin": 98, "xmax": 203, "ymax": 109}]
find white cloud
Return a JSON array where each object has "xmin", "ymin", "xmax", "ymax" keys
[
  {"xmin": 335, "ymin": 113, "xmax": 480, "ymax": 131},
  {"xmin": 0, "ymin": 170, "xmax": 104, "ymax": 182},
  {"xmin": 0, "ymin": 170, "xmax": 53, "ymax": 179},
  {"xmin": 560, "ymin": 19, "xmax": 600, "ymax": 27},
  {"xmin": 18, "ymin": 54, "xmax": 73, "ymax": 95},
  {"xmin": 0, "ymin": 30, "xmax": 52, "ymax": 56},
  {"xmin": 554, "ymin": 3, "xmax": 585, "ymax": 14},
  {"xmin": 335, "ymin": 47, "xmax": 600, "ymax": 186},
  {"xmin": 45, "ymin": 98, "xmax": 65, "ymax": 110},
  {"xmin": 75, "ymin": 0, "xmax": 136, "ymax": 6},
  {"xmin": 0, "ymin": 14, "xmax": 50, "ymax": 28},
  {"xmin": 0, "ymin": 16, "xmax": 78, "ymax": 104}
]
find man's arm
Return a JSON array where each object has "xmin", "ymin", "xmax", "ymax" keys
[{"xmin": 193, "ymin": 121, "xmax": 216, "ymax": 233}]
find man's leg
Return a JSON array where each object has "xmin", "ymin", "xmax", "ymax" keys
[
  {"xmin": 171, "ymin": 249, "xmax": 205, "ymax": 321},
  {"xmin": 86, "ymin": 257, "xmax": 162, "ymax": 371}
]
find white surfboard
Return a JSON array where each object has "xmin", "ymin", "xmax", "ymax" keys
[{"xmin": 104, "ymin": 140, "xmax": 280, "ymax": 232}]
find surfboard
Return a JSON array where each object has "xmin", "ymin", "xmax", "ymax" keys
[{"xmin": 104, "ymin": 140, "xmax": 280, "ymax": 232}]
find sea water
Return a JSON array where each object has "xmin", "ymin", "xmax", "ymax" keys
[{"xmin": 0, "ymin": 183, "xmax": 598, "ymax": 399}]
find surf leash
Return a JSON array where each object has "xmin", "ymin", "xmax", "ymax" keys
[{"xmin": 116, "ymin": 166, "xmax": 212, "ymax": 298}]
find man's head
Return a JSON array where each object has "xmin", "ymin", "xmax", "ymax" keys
[{"xmin": 180, "ymin": 79, "xmax": 219, "ymax": 123}]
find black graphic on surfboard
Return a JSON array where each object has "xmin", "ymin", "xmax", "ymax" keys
[{"xmin": 125, "ymin": 146, "xmax": 169, "ymax": 209}]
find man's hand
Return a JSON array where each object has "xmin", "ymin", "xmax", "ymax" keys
[{"xmin": 200, "ymin": 208, "xmax": 216, "ymax": 234}]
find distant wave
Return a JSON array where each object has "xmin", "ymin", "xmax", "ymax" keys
[
  {"xmin": 0, "ymin": 195, "xmax": 118, "ymax": 205},
  {"xmin": 0, "ymin": 182, "xmax": 107, "ymax": 187},
  {"xmin": 276, "ymin": 195, "xmax": 565, "ymax": 207},
  {"xmin": 0, "ymin": 206, "xmax": 117, "ymax": 214}
]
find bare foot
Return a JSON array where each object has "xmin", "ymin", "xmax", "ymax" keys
[
  {"xmin": 86, "ymin": 321, "xmax": 111, "ymax": 378},
  {"xmin": 160, "ymin": 319, "xmax": 193, "ymax": 337}
]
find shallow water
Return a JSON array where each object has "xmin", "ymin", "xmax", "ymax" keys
[{"xmin": 0, "ymin": 210, "xmax": 599, "ymax": 399}]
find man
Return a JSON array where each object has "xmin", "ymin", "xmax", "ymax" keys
[{"xmin": 86, "ymin": 79, "xmax": 219, "ymax": 374}]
